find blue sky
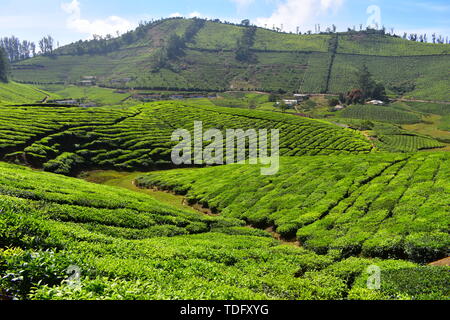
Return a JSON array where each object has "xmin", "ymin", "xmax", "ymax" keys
[{"xmin": 0, "ymin": 0, "xmax": 449, "ymax": 45}]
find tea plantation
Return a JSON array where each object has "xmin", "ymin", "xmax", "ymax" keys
[
  {"xmin": 0, "ymin": 161, "xmax": 449, "ymax": 300},
  {"xmin": 1, "ymin": 17, "xmax": 449, "ymax": 301},
  {"xmin": 11, "ymin": 18, "xmax": 450, "ymax": 101},
  {"xmin": 0, "ymin": 101, "xmax": 372, "ymax": 174},
  {"xmin": 137, "ymin": 153, "xmax": 450, "ymax": 263},
  {"xmin": 0, "ymin": 82, "xmax": 59, "ymax": 104}
]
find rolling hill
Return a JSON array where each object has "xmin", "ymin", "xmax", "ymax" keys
[
  {"xmin": 136, "ymin": 153, "xmax": 450, "ymax": 263},
  {"xmin": 1, "ymin": 159, "xmax": 448, "ymax": 300},
  {"xmin": 11, "ymin": 18, "xmax": 450, "ymax": 101},
  {"xmin": 1, "ymin": 17, "xmax": 449, "ymax": 302},
  {"xmin": 0, "ymin": 99, "xmax": 372, "ymax": 175}
]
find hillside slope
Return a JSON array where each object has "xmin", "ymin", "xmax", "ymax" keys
[
  {"xmin": 137, "ymin": 153, "xmax": 450, "ymax": 263},
  {"xmin": 1, "ymin": 160, "xmax": 448, "ymax": 300},
  {"xmin": 0, "ymin": 100, "xmax": 372, "ymax": 174},
  {"xmin": 0, "ymin": 82, "xmax": 59, "ymax": 104},
  {"xmin": 11, "ymin": 18, "xmax": 450, "ymax": 100}
]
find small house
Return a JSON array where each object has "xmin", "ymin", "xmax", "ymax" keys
[
  {"xmin": 333, "ymin": 105, "xmax": 346, "ymax": 111},
  {"xmin": 367, "ymin": 100, "xmax": 385, "ymax": 106},
  {"xmin": 82, "ymin": 76, "xmax": 97, "ymax": 80},
  {"xmin": 54, "ymin": 99, "xmax": 78, "ymax": 105},
  {"xmin": 78, "ymin": 80, "xmax": 94, "ymax": 86},
  {"xmin": 170, "ymin": 95, "xmax": 185, "ymax": 100},
  {"xmin": 293, "ymin": 94, "xmax": 310, "ymax": 102},
  {"xmin": 282, "ymin": 99, "xmax": 298, "ymax": 106}
]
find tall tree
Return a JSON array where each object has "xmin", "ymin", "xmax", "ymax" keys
[
  {"xmin": 0, "ymin": 47, "xmax": 10, "ymax": 83},
  {"xmin": 355, "ymin": 65, "xmax": 387, "ymax": 102},
  {"xmin": 357, "ymin": 64, "xmax": 375, "ymax": 100},
  {"xmin": 166, "ymin": 34, "xmax": 185, "ymax": 59},
  {"xmin": 0, "ymin": 36, "xmax": 37, "ymax": 61},
  {"xmin": 39, "ymin": 35, "xmax": 54, "ymax": 55}
]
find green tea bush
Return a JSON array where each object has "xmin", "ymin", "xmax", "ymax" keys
[
  {"xmin": 0, "ymin": 159, "xmax": 446, "ymax": 300},
  {"xmin": 0, "ymin": 249, "xmax": 74, "ymax": 299},
  {"xmin": 138, "ymin": 153, "xmax": 450, "ymax": 263},
  {"xmin": 0, "ymin": 102, "xmax": 372, "ymax": 174},
  {"xmin": 350, "ymin": 265, "xmax": 450, "ymax": 300}
]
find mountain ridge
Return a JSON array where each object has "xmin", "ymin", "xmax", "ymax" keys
[{"xmin": 11, "ymin": 18, "xmax": 450, "ymax": 101}]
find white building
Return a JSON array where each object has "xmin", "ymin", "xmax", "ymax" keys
[
  {"xmin": 293, "ymin": 94, "xmax": 310, "ymax": 102},
  {"xmin": 282, "ymin": 99, "xmax": 298, "ymax": 106},
  {"xmin": 333, "ymin": 105, "xmax": 346, "ymax": 111},
  {"xmin": 367, "ymin": 100, "xmax": 385, "ymax": 106}
]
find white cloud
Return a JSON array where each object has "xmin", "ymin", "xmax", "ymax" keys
[
  {"xmin": 230, "ymin": 0, "xmax": 255, "ymax": 9},
  {"xmin": 188, "ymin": 12, "xmax": 203, "ymax": 18},
  {"xmin": 168, "ymin": 11, "xmax": 205, "ymax": 19},
  {"xmin": 61, "ymin": 0, "xmax": 135, "ymax": 37},
  {"xmin": 255, "ymin": 0, "xmax": 345, "ymax": 32},
  {"xmin": 169, "ymin": 12, "xmax": 183, "ymax": 18}
]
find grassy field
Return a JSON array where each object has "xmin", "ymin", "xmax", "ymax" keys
[
  {"xmin": 188, "ymin": 21, "xmax": 244, "ymax": 50},
  {"xmin": 80, "ymin": 170, "xmax": 199, "ymax": 213},
  {"xmin": 252, "ymin": 29, "xmax": 330, "ymax": 52},
  {"xmin": 340, "ymin": 105, "xmax": 422, "ymax": 124},
  {"xmin": 328, "ymin": 54, "xmax": 450, "ymax": 101},
  {"xmin": 337, "ymin": 34, "xmax": 450, "ymax": 56},
  {"xmin": 403, "ymin": 115, "xmax": 450, "ymax": 142}
]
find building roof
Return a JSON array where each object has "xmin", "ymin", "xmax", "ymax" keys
[{"xmin": 368, "ymin": 100, "xmax": 384, "ymax": 105}]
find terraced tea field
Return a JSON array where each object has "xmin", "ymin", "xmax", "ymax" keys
[
  {"xmin": 0, "ymin": 82, "xmax": 59, "ymax": 104},
  {"xmin": 1, "ymin": 16, "xmax": 449, "ymax": 303},
  {"xmin": 377, "ymin": 134, "xmax": 444, "ymax": 152},
  {"xmin": 0, "ymin": 160, "xmax": 448, "ymax": 300},
  {"xmin": 340, "ymin": 105, "xmax": 422, "ymax": 124},
  {"xmin": 0, "ymin": 101, "xmax": 372, "ymax": 174},
  {"xmin": 11, "ymin": 18, "xmax": 450, "ymax": 100},
  {"xmin": 137, "ymin": 153, "xmax": 450, "ymax": 263}
]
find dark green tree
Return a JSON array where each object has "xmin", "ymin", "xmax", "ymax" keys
[
  {"xmin": 0, "ymin": 47, "xmax": 10, "ymax": 83},
  {"xmin": 152, "ymin": 48, "xmax": 168, "ymax": 71},
  {"xmin": 357, "ymin": 64, "xmax": 375, "ymax": 100},
  {"xmin": 268, "ymin": 93, "xmax": 278, "ymax": 102},
  {"xmin": 277, "ymin": 102, "xmax": 289, "ymax": 113},
  {"xmin": 183, "ymin": 18, "xmax": 206, "ymax": 43},
  {"xmin": 372, "ymin": 82, "xmax": 388, "ymax": 101},
  {"xmin": 166, "ymin": 34, "xmax": 185, "ymax": 59},
  {"xmin": 328, "ymin": 98, "xmax": 339, "ymax": 107},
  {"xmin": 235, "ymin": 26, "xmax": 256, "ymax": 62}
]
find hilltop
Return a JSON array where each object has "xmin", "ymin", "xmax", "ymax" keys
[{"xmin": 11, "ymin": 18, "xmax": 450, "ymax": 101}]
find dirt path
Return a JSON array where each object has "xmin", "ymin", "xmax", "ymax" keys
[
  {"xmin": 41, "ymin": 95, "xmax": 50, "ymax": 104},
  {"xmin": 81, "ymin": 170, "xmax": 200, "ymax": 214},
  {"xmin": 263, "ymin": 226, "xmax": 300, "ymax": 246},
  {"xmin": 429, "ymin": 257, "xmax": 450, "ymax": 267},
  {"xmin": 80, "ymin": 170, "xmax": 299, "ymax": 246}
]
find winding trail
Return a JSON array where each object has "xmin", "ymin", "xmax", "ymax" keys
[
  {"xmin": 80, "ymin": 170, "xmax": 300, "ymax": 246},
  {"xmin": 429, "ymin": 257, "xmax": 450, "ymax": 267},
  {"xmin": 81, "ymin": 170, "xmax": 199, "ymax": 214}
]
